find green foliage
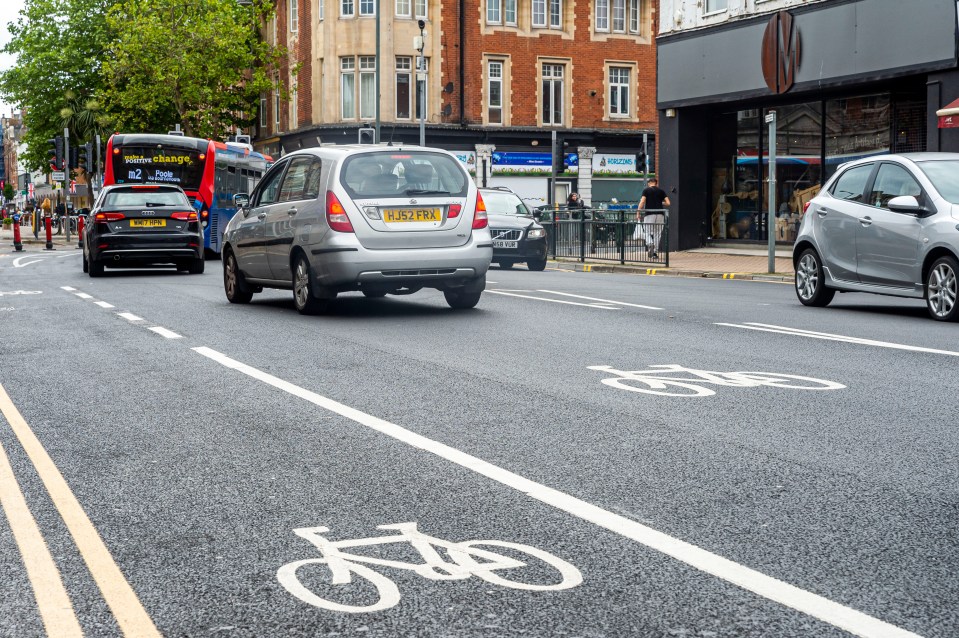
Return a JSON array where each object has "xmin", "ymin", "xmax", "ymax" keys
[{"xmin": 2, "ymin": 184, "xmax": 14, "ymax": 200}]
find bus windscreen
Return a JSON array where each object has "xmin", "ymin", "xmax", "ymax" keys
[{"xmin": 111, "ymin": 146, "xmax": 205, "ymax": 189}]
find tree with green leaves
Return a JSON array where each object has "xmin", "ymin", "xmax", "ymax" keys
[{"xmin": 102, "ymin": 0, "xmax": 285, "ymax": 139}]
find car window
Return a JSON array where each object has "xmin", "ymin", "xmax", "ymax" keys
[
  {"xmin": 340, "ymin": 151, "xmax": 468, "ymax": 199},
  {"xmin": 830, "ymin": 164, "xmax": 873, "ymax": 202},
  {"xmin": 303, "ymin": 159, "xmax": 322, "ymax": 199},
  {"xmin": 254, "ymin": 162, "xmax": 287, "ymax": 206},
  {"xmin": 103, "ymin": 188, "xmax": 190, "ymax": 207},
  {"xmin": 917, "ymin": 159, "xmax": 959, "ymax": 205},
  {"xmin": 869, "ymin": 164, "xmax": 922, "ymax": 209},
  {"xmin": 482, "ymin": 191, "xmax": 530, "ymax": 216},
  {"xmin": 278, "ymin": 157, "xmax": 314, "ymax": 202}
]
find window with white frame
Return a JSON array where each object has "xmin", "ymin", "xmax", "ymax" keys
[
  {"xmin": 597, "ymin": 0, "xmax": 639, "ymax": 33},
  {"xmin": 488, "ymin": 60, "xmax": 503, "ymax": 125},
  {"xmin": 487, "ymin": 0, "xmax": 501, "ymax": 24},
  {"xmin": 360, "ymin": 0, "xmax": 375, "ymax": 15},
  {"xmin": 359, "ymin": 56, "xmax": 376, "ymax": 119},
  {"xmin": 341, "ymin": 57, "xmax": 355, "ymax": 118},
  {"xmin": 704, "ymin": 0, "xmax": 726, "ymax": 13},
  {"xmin": 341, "ymin": 0, "xmax": 354, "ymax": 17},
  {"xmin": 396, "ymin": 57, "xmax": 412, "ymax": 119},
  {"xmin": 290, "ymin": 0, "xmax": 298, "ymax": 32},
  {"xmin": 532, "ymin": 0, "xmax": 545, "ymax": 27},
  {"xmin": 541, "ymin": 63, "xmax": 563, "ymax": 126},
  {"xmin": 274, "ymin": 76, "xmax": 280, "ymax": 126},
  {"xmin": 415, "ymin": 0, "xmax": 427, "ymax": 18},
  {"xmin": 260, "ymin": 94, "xmax": 267, "ymax": 127},
  {"xmin": 319, "ymin": 0, "xmax": 324, "ymax": 20},
  {"xmin": 504, "ymin": 0, "xmax": 516, "ymax": 24},
  {"xmin": 290, "ymin": 82, "xmax": 298, "ymax": 127},
  {"xmin": 549, "ymin": 0, "xmax": 561, "ymax": 28},
  {"xmin": 609, "ymin": 66, "xmax": 629, "ymax": 117},
  {"xmin": 396, "ymin": 0, "xmax": 410, "ymax": 16}
]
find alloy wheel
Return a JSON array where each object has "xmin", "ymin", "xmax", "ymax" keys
[
  {"xmin": 295, "ymin": 259, "xmax": 311, "ymax": 308},
  {"xmin": 796, "ymin": 253, "xmax": 819, "ymax": 300},
  {"xmin": 225, "ymin": 255, "xmax": 238, "ymax": 297},
  {"xmin": 928, "ymin": 262, "xmax": 957, "ymax": 318}
]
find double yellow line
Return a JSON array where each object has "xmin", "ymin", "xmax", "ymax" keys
[{"xmin": 0, "ymin": 383, "xmax": 160, "ymax": 637}]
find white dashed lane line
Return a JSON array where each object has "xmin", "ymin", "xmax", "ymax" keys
[
  {"xmin": 117, "ymin": 312, "xmax": 144, "ymax": 322},
  {"xmin": 74, "ymin": 293, "xmax": 93, "ymax": 300},
  {"xmin": 147, "ymin": 327, "xmax": 182, "ymax": 340},
  {"xmin": 94, "ymin": 301, "xmax": 115, "ymax": 309}
]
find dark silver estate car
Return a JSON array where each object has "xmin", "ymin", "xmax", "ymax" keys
[
  {"xmin": 480, "ymin": 187, "xmax": 548, "ymax": 271},
  {"xmin": 794, "ymin": 153, "xmax": 959, "ymax": 321},
  {"xmin": 222, "ymin": 145, "xmax": 493, "ymax": 314}
]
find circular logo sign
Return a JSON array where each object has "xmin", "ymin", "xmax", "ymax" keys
[{"xmin": 761, "ymin": 11, "xmax": 801, "ymax": 94}]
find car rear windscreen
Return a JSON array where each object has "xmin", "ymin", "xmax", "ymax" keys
[
  {"xmin": 481, "ymin": 191, "xmax": 530, "ymax": 215},
  {"xmin": 104, "ymin": 188, "xmax": 192, "ymax": 207},
  {"xmin": 341, "ymin": 151, "xmax": 469, "ymax": 199}
]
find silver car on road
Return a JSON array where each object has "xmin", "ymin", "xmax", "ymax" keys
[
  {"xmin": 793, "ymin": 153, "xmax": 959, "ymax": 321},
  {"xmin": 222, "ymin": 145, "xmax": 493, "ymax": 313}
]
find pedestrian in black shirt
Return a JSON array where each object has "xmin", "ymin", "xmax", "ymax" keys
[{"xmin": 638, "ymin": 178, "xmax": 670, "ymax": 259}]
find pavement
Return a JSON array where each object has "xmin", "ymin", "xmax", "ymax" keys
[{"xmin": 0, "ymin": 223, "xmax": 796, "ymax": 281}]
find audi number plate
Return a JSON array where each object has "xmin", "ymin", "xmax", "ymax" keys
[
  {"xmin": 383, "ymin": 208, "xmax": 441, "ymax": 223},
  {"xmin": 130, "ymin": 219, "xmax": 167, "ymax": 228},
  {"xmin": 493, "ymin": 240, "xmax": 519, "ymax": 249}
]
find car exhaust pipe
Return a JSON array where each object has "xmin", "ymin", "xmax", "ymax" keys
[{"xmin": 114, "ymin": 255, "xmax": 121, "ymax": 261}]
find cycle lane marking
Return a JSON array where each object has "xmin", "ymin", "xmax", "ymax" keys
[
  {"xmin": 13, "ymin": 256, "xmax": 44, "ymax": 268},
  {"xmin": 192, "ymin": 345, "xmax": 920, "ymax": 638},
  {"xmin": 0, "ymin": 384, "xmax": 83, "ymax": 637},
  {"xmin": 717, "ymin": 322, "xmax": 959, "ymax": 357},
  {"xmin": 0, "ymin": 382, "xmax": 161, "ymax": 637},
  {"xmin": 486, "ymin": 289, "xmax": 620, "ymax": 309}
]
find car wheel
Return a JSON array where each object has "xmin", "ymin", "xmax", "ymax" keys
[
  {"xmin": 89, "ymin": 257, "xmax": 104, "ymax": 278},
  {"xmin": 293, "ymin": 254, "xmax": 334, "ymax": 315},
  {"xmin": 223, "ymin": 250, "xmax": 253, "ymax": 304},
  {"xmin": 527, "ymin": 258, "xmax": 547, "ymax": 272},
  {"xmin": 176, "ymin": 262, "xmax": 189, "ymax": 272},
  {"xmin": 795, "ymin": 248, "xmax": 834, "ymax": 307},
  {"xmin": 498, "ymin": 261, "xmax": 514, "ymax": 269},
  {"xmin": 82, "ymin": 252, "xmax": 88, "ymax": 273},
  {"xmin": 926, "ymin": 255, "xmax": 959, "ymax": 321},
  {"xmin": 188, "ymin": 258, "xmax": 205, "ymax": 274},
  {"xmin": 362, "ymin": 290, "xmax": 387, "ymax": 298},
  {"xmin": 444, "ymin": 288, "xmax": 482, "ymax": 310}
]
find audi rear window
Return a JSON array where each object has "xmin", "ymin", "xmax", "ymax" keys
[
  {"xmin": 481, "ymin": 191, "xmax": 530, "ymax": 216},
  {"xmin": 104, "ymin": 188, "xmax": 191, "ymax": 207},
  {"xmin": 340, "ymin": 151, "xmax": 469, "ymax": 199}
]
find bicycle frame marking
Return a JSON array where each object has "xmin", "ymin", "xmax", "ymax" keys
[
  {"xmin": 588, "ymin": 364, "xmax": 846, "ymax": 397},
  {"xmin": 277, "ymin": 522, "xmax": 582, "ymax": 613}
]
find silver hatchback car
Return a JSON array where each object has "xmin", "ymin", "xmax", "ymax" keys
[
  {"xmin": 222, "ymin": 145, "xmax": 493, "ymax": 313},
  {"xmin": 794, "ymin": 153, "xmax": 959, "ymax": 321}
]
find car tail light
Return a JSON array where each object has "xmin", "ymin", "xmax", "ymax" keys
[
  {"xmin": 131, "ymin": 185, "xmax": 160, "ymax": 190},
  {"xmin": 95, "ymin": 211, "xmax": 125, "ymax": 221},
  {"xmin": 326, "ymin": 191, "xmax": 354, "ymax": 232},
  {"xmin": 472, "ymin": 192, "xmax": 488, "ymax": 230},
  {"xmin": 448, "ymin": 204, "xmax": 462, "ymax": 219},
  {"xmin": 171, "ymin": 211, "xmax": 198, "ymax": 221},
  {"xmin": 802, "ymin": 201, "xmax": 811, "ymax": 215}
]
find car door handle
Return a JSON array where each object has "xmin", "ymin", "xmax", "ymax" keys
[
  {"xmin": 860, "ymin": 216, "xmax": 873, "ymax": 226},
  {"xmin": 257, "ymin": 212, "xmax": 267, "ymax": 220},
  {"xmin": 816, "ymin": 208, "xmax": 828, "ymax": 216},
  {"xmin": 287, "ymin": 207, "xmax": 298, "ymax": 216}
]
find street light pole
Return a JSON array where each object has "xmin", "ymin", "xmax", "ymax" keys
[
  {"xmin": 375, "ymin": 7, "xmax": 380, "ymax": 143},
  {"xmin": 416, "ymin": 20, "xmax": 426, "ymax": 147},
  {"xmin": 765, "ymin": 110, "xmax": 777, "ymax": 274}
]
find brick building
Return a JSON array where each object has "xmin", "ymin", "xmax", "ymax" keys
[{"xmin": 252, "ymin": 0, "xmax": 659, "ymax": 205}]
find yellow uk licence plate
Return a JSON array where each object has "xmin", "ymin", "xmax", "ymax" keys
[
  {"xmin": 130, "ymin": 218, "xmax": 167, "ymax": 228},
  {"xmin": 383, "ymin": 208, "xmax": 441, "ymax": 223}
]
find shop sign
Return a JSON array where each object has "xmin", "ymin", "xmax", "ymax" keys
[
  {"xmin": 453, "ymin": 151, "xmax": 477, "ymax": 173},
  {"xmin": 593, "ymin": 154, "xmax": 636, "ymax": 175},
  {"xmin": 761, "ymin": 10, "xmax": 801, "ymax": 94},
  {"xmin": 491, "ymin": 152, "xmax": 579, "ymax": 174}
]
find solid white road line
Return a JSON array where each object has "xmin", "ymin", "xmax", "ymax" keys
[
  {"xmin": 94, "ymin": 301, "xmax": 115, "ymax": 309},
  {"xmin": 539, "ymin": 290, "xmax": 663, "ymax": 310},
  {"xmin": 717, "ymin": 321, "xmax": 959, "ymax": 357},
  {"xmin": 486, "ymin": 290, "xmax": 620, "ymax": 310},
  {"xmin": 192, "ymin": 346, "xmax": 921, "ymax": 638},
  {"xmin": 74, "ymin": 293, "xmax": 93, "ymax": 300},
  {"xmin": 60, "ymin": 286, "xmax": 76, "ymax": 291},
  {"xmin": 116, "ymin": 312, "xmax": 144, "ymax": 322},
  {"xmin": 148, "ymin": 326, "xmax": 182, "ymax": 339}
]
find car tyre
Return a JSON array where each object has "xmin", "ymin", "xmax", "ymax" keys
[
  {"xmin": 498, "ymin": 261, "xmax": 514, "ymax": 269},
  {"xmin": 89, "ymin": 257, "xmax": 104, "ymax": 278},
  {"xmin": 444, "ymin": 288, "xmax": 482, "ymax": 310},
  {"xmin": 82, "ymin": 252, "xmax": 89, "ymax": 273},
  {"xmin": 527, "ymin": 258, "xmax": 547, "ymax": 272},
  {"xmin": 293, "ymin": 254, "xmax": 334, "ymax": 315},
  {"xmin": 795, "ymin": 248, "xmax": 834, "ymax": 307},
  {"xmin": 223, "ymin": 250, "xmax": 253, "ymax": 304},
  {"xmin": 188, "ymin": 258, "xmax": 205, "ymax": 274},
  {"xmin": 925, "ymin": 255, "xmax": 959, "ymax": 322}
]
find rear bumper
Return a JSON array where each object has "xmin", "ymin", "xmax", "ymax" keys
[{"xmin": 89, "ymin": 234, "xmax": 203, "ymax": 264}]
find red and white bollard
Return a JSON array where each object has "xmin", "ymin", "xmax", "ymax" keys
[
  {"xmin": 44, "ymin": 216, "xmax": 54, "ymax": 251},
  {"xmin": 77, "ymin": 215, "xmax": 84, "ymax": 249},
  {"xmin": 12, "ymin": 215, "xmax": 23, "ymax": 251}
]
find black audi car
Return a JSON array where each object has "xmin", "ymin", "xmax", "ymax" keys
[
  {"xmin": 480, "ymin": 187, "xmax": 548, "ymax": 271},
  {"xmin": 83, "ymin": 184, "xmax": 205, "ymax": 277}
]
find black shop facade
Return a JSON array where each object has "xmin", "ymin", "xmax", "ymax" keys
[{"xmin": 656, "ymin": 0, "xmax": 959, "ymax": 251}]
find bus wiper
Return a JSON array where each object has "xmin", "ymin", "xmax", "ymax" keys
[{"xmin": 405, "ymin": 189, "xmax": 450, "ymax": 195}]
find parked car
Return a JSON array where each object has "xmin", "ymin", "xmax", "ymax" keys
[
  {"xmin": 83, "ymin": 183, "xmax": 204, "ymax": 277},
  {"xmin": 222, "ymin": 144, "xmax": 492, "ymax": 314},
  {"xmin": 480, "ymin": 187, "xmax": 548, "ymax": 271},
  {"xmin": 793, "ymin": 152, "xmax": 959, "ymax": 321}
]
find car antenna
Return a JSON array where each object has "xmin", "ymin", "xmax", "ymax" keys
[{"xmin": 387, "ymin": 123, "xmax": 397, "ymax": 146}]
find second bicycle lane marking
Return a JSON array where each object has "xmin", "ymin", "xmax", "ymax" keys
[{"xmin": 191, "ymin": 345, "xmax": 918, "ymax": 638}]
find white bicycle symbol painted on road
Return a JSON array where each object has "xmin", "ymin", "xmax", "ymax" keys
[
  {"xmin": 277, "ymin": 522, "xmax": 582, "ymax": 613},
  {"xmin": 588, "ymin": 364, "xmax": 846, "ymax": 397}
]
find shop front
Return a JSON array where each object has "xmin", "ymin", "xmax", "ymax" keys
[{"xmin": 657, "ymin": 0, "xmax": 959, "ymax": 251}]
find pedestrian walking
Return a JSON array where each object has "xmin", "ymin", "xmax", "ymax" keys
[{"xmin": 638, "ymin": 178, "xmax": 670, "ymax": 259}]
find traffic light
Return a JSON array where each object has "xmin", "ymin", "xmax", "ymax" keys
[
  {"xmin": 77, "ymin": 142, "xmax": 92, "ymax": 172},
  {"xmin": 552, "ymin": 139, "xmax": 569, "ymax": 174},
  {"xmin": 48, "ymin": 136, "xmax": 64, "ymax": 169},
  {"xmin": 636, "ymin": 152, "xmax": 647, "ymax": 174},
  {"xmin": 69, "ymin": 144, "xmax": 79, "ymax": 170},
  {"xmin": 358, "ymin": 127, "xmax": 375, "ymax": 144}
]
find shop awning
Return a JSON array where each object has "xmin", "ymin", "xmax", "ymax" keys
[{"xmin": 936, "ymin": 98, "xmax": 959, "ymax": 128}]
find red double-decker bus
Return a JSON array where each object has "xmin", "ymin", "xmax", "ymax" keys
[{"xmin": 104, "ymin": 133, "xmax": 271, "ymax": 255}]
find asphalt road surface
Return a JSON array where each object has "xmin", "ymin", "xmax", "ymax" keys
[{"xmin": 1, "ymin": 249, "xmax": 956, "ymax": 638}]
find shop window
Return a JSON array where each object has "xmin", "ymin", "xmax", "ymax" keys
[{"xmin": 825, "ymin": 94, "xmax": 889, "ymax": 178}]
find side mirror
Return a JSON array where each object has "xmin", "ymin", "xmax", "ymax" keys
[
  {"xmin": 234, "ymin": 193, "xmax": 250, "ymax": 210},
  {"xmin": 887, "ymin": 195, "xmax": 924, "ymax": 215}
]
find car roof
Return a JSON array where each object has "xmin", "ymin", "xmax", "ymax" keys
[{"xmin": 280, "ymin": 144, "xmax": 457, "ymax": 161}]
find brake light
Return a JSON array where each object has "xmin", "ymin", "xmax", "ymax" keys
[
  {"xmin": 472, "ymin": 192, "xmax": 488, "ymax": 229},
  {"xmin": 95, "ymin": 211, "xmax": 125, "ymax": 221},
  {"xmin": 171, "ymin": 211, "xmax": 198, "ymax": 221},
  {"xmin": 448, "ymin": 204, "xmax": 462, "ymax": 219},
  {"xmin": 326, "ymin": 191, "xmax": 354, "ymax": 232},
  {"xmin": 131, "ymin": 185, "xmax": 160, "ymax": 190},
  {"xmin": 802, "ymin": 201, "xmax": 811, "ymax": 215},
  {"xmin": 201, "ymin": 210, "xmax": 209, "ymax": 219}
]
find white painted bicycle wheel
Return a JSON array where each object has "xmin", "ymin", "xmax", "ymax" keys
[
  {"xmin": 731, "ymin": 372, "xmax": 846, "ymax": 390},
  {"xmin": 449, "ymin": 541, "xmax": 583, "ymax": 591},
  {"xmin": 600, "ymin": 376, "xmax": 715, "ymax": 397},
  {"xmin": 277, "ymin": 558, "xmax": 401, "ymax": 613}
]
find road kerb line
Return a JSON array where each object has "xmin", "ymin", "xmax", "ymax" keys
[
  {"xmin": 192, "ymin": 346, "xmax": 922, "ymax": 638},
  {"xmin": 0, "ymin": 383, "xmax": 162, "ymax": 637},
  {"xmin": 0, "ymin": 394, "xmax": 82, "ymax": 636}
]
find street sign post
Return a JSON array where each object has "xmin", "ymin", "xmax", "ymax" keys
[
  {"xmin": 51, "ymin": 171, "xmax": 66, "ymax": 182},
  {"xmin": 766, "ymin": 111, "xmax": 776, "ymax": 274}
]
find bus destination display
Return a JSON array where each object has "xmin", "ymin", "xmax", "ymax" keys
[{"xmin": 113, "ymin": 147, "xmax": 205, "ymax": 188}]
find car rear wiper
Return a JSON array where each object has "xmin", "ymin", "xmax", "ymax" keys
[
  {"xmin": 404, "ymin": 189, "xmax": 451, "ymax": 195},
  {"xmin": 144, "ymin": 202, "xmax": 169, "ymax": 207}
]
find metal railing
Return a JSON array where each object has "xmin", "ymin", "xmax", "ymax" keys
[{"xmin": 537, "ymin": 206, "xmax": 669, "ymax": 266}]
